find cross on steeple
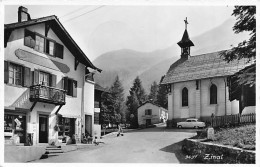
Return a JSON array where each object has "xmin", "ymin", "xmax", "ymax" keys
[
  {"xmin": 184, "ymin": 17, "xmax": 188, "ymax": 30},
  {"xmin": 177, "ymin": 17, "xmax": 194, "ymax": 59}
]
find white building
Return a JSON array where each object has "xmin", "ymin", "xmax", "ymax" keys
[
  {"xmin": 161, "ymin": 21, "xmax": 255, "ymax": 127},
  {"xmin": 4, "ymin": 6, "xmax": 101, "ymax": 145},
  {"xmin": 137, "ymin": 102, "xmax": 168, "ymax": 127}
]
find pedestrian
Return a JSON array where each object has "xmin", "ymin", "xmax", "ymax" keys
[
  {"xmin": 93, "ymin": 136, "xmax": 99, "ymax": 145},
  {"xmin": 117, "ymin": 125, "xmax": 123, "ymax": 137}
]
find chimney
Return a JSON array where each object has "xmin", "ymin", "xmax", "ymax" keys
[{"xmin": 18, "ymin": 6, "xmax": 31, "ymax": 22}]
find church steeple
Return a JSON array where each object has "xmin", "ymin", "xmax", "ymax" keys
[{"xmin": 177, "ymin": 17, "xmax": 194, "ymax": 59}]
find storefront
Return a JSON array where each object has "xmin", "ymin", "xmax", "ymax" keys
[
  {"xmin": 57, "ymin": 114, "xmax": 78, "ymax": 144},
  {"xmin": 4, "ymin": 110, "xmax": 28, "ymax": 144}
]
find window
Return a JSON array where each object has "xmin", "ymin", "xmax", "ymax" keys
[
  {"xmin": 94, "ymin": 112, "xmax": 100, "ymax": 124},
  {"xmin": 145, "ymin": 109, "xmax": 152, "ymax": 115},
  {"xmin": 4, "ymin": 61, "xmax": 31, "ymax": 87},
  {"xmin": 63, "ymin": 77, "xmax": 77, "ymax": 97},
  {"xmin": 38, "ymin": 71, "xmax": 51, "ymax": 97},
  {"xmin": 35, "ymin": 35, "xmax": 44, "ymax": 52},
  {"xmin": 39, "ymin": 71, "xmax": 50, "ymax": 86},
  {"xmin": 46, "ymin": 39, "xmax": 55, "ymax": 56},
  {"xmin": 33, "ymin": 69, "xmax": 56, "ymax": 87},
  {"xmin": 182, "ymin": 87, "xmax": 188, "ymax": 106},
  {"xmin": 24, "ymin": 29, "xmax": 64, "ymax": 59},
  {"xmin": 24, "ymin": 29, "xmax": 35, "ymax": 48},
  {"xmin": 8, "ymin": 63, "xmax": 22, "ymax": 86},
  {"xmin": 245, "ymin": 85, "xmax": 255, "ymax": 106},
  {"xmin": 210, "ymin": 84, "xmax": 217, "ymax": 104}
]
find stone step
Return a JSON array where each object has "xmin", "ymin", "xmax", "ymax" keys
[
  {"xmin": 46, "ymin": 146, "xmax": 61, "ymax": 148},
  {"xmin": 46, "ymin": 150, "xmax": 63, "ymax": 154},
  {"xmin": 46, "ymin": 147, "xmax": 62, "ymax": 150}
]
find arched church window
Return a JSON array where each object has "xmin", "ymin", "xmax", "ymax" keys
[
  {"xmin": 182, "ymin": 87, "xmax": 188, "ymax": 106},
  {"xmin": 210, "ymin": 84, "xmax": 217, "ymax": 104}
]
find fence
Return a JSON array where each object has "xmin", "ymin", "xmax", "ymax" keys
[
  {"xmin": 200, "ymin": 113, "xmax": 256, "ymax": 128},
  {"xmin": 168, "ymin": 113, "xmax": 256, "ymax": 128}
]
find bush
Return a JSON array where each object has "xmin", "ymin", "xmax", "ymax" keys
[{"xmin": 213, "ymin": 125, "xmax": 255, "ymax": 150}]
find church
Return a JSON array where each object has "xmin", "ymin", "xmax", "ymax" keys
[{"xmin": 161, "ymin": 18, "xmax": 255, "ymax": 127}]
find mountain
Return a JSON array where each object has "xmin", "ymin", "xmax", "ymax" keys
[
  {"xmin": 93, "ymin": 19, "xmax": 249, "ymax": 96},
  {"xmin": 93, "ymin": 47, "xmax": 177, "ymax": 95}
]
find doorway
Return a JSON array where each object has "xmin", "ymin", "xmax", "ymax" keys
[
  {"xmin": 39, "ymin": 115, "xmax": 48, "ymax": 143},
  {"xmin": 146, "ymin": 119, "xmax": 151, "ymax": 127}
]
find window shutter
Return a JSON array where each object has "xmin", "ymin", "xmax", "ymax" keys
[
  {"xmin": 46, "ymin": 40, "xmax": 50, "ymax": 54},
  {"xmin": 55, "ymin": 43, "xmax": 64, "ymax": 59},
  {"xmin": 63, "ymin": 77, "xmax": 68, "ymax": 91},
  {"xmin": 33, "ymin": 69, "xmax": 39, "ymax": 85},
  {"xmin": 73, "ymin": 80, "xmax": 77, "ymax": 97},
  {"xmin": 23, "ymin": 66, "xmax": 31, "ymax": 87},
  {"xmin": 4, "ymin": 61, "xmax": 9, "ymax": 84},
  {"xmin": 24, "ymin": 29, "xmax": 35, "ymax": 48},
  {"xmin": 50, "ymin": 74, "xmax": 57, "ymax": 87}
]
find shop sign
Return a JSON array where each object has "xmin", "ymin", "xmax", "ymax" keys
[{"xmin": 14, "ymin": 118, "xmax": 21, "ymax": 126}]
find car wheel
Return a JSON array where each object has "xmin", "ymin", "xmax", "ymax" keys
[
  {"xmin": 194, "ymin": 126, "xmax": 199, "ymax": 129},
  {"xmin": 178, "ymin": 125, "xmax": 182, "ymax": 129}
]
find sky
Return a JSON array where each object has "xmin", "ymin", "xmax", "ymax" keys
[{"xmin": 4, "ymin": 4, "xmax": 240, "ymax": 61}]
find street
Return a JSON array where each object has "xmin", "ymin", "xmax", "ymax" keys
[{"xmin": 32, "ymin": 125, "xmax": 197, "ymax": 163}]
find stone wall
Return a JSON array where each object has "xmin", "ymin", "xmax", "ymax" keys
[{"xmin": 182, "ymin": 139, "xmax": 255, "ymax": 164}]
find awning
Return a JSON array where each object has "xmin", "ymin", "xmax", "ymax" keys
[{"xmin": 57, "ymin": 113, "xmax": 81, "ymax": 118}]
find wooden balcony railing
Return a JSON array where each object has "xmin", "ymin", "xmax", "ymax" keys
[{"xmin": 30, "ymin": 84, "xmax": 66, "ymax": 105}]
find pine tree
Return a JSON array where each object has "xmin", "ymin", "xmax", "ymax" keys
[
  {"xmin": 126, "ymin": 76, "xmax": 147, "ymax": 128},
  {"xmin": 100, "ymin": 76, "xmax": 125, "ymax": 128},
  {"xmin": 129, "ymin": 76, "xmax": 147, "ymax": 104},
  {"xmin": 156, "ymin": 76, "xmax": 168, "ymax": 109},
  {"xmin": 126, "ymin": 92, "xmax": 140, "ymax": 128},
  {"xmin": 100, "ymin": 91, "xmax": 113, "ymax": 126},
  {"xmin": 109, "ymin": 75, "xmax": 124, "ymax": 115},
  {"xmin": 148, "ymin": 81, "xmax": 158, "ymax": 104},
  {"xmin": 221, "ymin": 6, "xmax": 256, "ymax": 86}
]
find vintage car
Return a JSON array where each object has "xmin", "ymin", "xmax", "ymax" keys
[{"xmin": 177, "ymin": 118, "xmax": 205, "ymax": 129}]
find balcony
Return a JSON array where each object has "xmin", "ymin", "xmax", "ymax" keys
[{"xmin": 30, "ymin": 85, "xmax": 66, "ymax": 105}]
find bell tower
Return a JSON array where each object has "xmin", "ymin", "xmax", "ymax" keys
[{"xmin": 177, "ymin": 17, "xmax": 194, "ymax": 59}]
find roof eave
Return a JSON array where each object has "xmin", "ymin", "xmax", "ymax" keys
[
  {"xmin": 5, "ymin": 16, "xmax": 102, "ymax": 72},
  {"xmin": 163, "ymin": 74, "xmax": 232, "ymax": 85},
  {"xmin": 51, "ymin": 17, "xmax": 101, "ymax": 72}
]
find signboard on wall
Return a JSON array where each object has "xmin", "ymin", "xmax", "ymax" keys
[
  {"xmin": 94, "ymin": 112, "xmax": 100, "ymax": 124},
  {"xmin": 14, "ymin": 118, "xmax": 21, "ymax": 126}
]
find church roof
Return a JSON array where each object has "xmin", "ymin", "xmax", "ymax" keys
[
  {"xmin": 177, "ymin": 29, "xmax": 194, "ymax": 48},
  {"xmin": 161, "ymin": 50, "xmax": 254, "ymax": 84}
]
